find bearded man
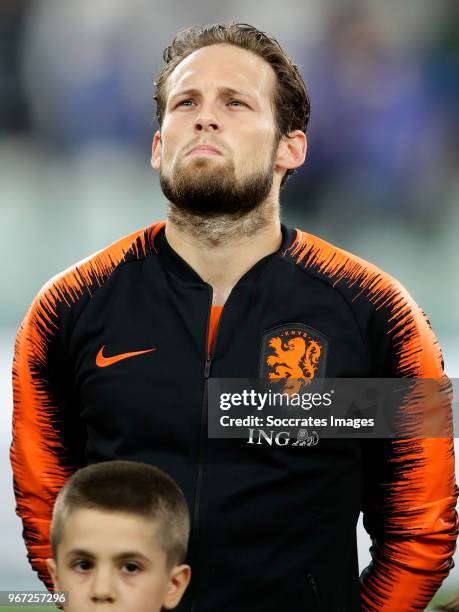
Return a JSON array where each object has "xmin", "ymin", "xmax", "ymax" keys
[{"xmin": 11, "ymin": 23, "xmax": 458, "ymax": 612}]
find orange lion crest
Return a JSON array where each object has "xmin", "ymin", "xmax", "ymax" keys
[{"xmin": 265, "ymin": 330, "xmax": 323, "ymax": 394}]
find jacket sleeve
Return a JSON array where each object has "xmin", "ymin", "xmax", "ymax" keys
[
  {"xmin": 10, "ymin": 225, "xmax": 154, "ymax": 588},
  {"xmin": 359, "ymin": 298, "xmax": 459, "ymax": 611},
  {"xmin": 10, "ymin": 284, "xmax": 85, "ymax": 589}
]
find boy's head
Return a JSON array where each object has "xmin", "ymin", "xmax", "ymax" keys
[{"xmin": 47, "ymin": 461, "xmax": 191, "ymax": 612}]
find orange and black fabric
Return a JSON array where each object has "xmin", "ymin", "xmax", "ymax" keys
[
  {"xmin": 207, "ymin": 306, "xmax": 223, "ymax": 357},
  {"xmin": 11, "ymin": 222, "xmax": 458, "ymax": 611}
]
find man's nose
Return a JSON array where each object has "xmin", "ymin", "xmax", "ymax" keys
[
  {"xmin": 194, "ymin": 102, "xmax": 220, "ymax": 132},
  {"xmin": 89, "ymin": 566, "xmax": 116, "ymax": 604}
]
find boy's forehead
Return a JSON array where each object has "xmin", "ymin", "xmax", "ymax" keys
[
  {"xmin": 59, "ymin": 507, "xmax": 161, "ymax": 557},
  {"xmin": 166, "ymin": 44, "xmax": 276, "ymax": 105}
]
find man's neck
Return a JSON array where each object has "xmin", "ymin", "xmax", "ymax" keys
[{"xmin": 166, "ymin": 203, "xmax": 282, "ymax": 306}]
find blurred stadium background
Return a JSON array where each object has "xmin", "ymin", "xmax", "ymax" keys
[{"xmin": 0, "ymin": 0, "xmax": 458, "ymax": 608}]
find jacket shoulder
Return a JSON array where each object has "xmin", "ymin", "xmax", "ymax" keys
[
  {"xmin": 285, "ymin": 229, "xmax": 443, "ymax": 376},
  {"xmin": 21, "ymin": 221, "xmax": 165, "ymax": 338},
  {"xmin": 285, "ymin": 228, "xmax": 408, "ymax": 306}
]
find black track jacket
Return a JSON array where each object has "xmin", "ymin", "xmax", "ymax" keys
[{"xmin": 11, "ymin": 222, "xmax": 458, "ymax": 611}]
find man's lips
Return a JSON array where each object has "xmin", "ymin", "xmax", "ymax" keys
[{"xmin": 188, "ymin": 145, "xmax": 222, "ymax": 156}]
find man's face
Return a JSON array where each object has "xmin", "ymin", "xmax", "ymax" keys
[
  {"xmin": 47, "ymin": 509, "xmax": 190, "ymax": 612},
  {"xmin": 152, "ymin": 43, "xmax": 281, "ymax": 216}
]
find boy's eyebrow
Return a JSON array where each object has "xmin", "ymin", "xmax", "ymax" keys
[
  {"xmin": 113, "ymin": 551, "xmax": 152, "ymax": 563},
  {"xmin": 65, "ymin": 548, "xmax": 95, "ymax": 559},
  {"xmin": 65, "ymin": 548, "xmax": 152, "ymax": 563}
]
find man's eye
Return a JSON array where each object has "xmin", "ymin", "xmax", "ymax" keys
[
  {"xmin": 228, "ymin": 99, "xmax": 247, "ymax": 107},
  {"xmin": 177, "ymin": 99, "xmax": 195, "ymax": 107},
  {"xmin": 72, "ymin": 560, "xmax": 93, "ymax": 572},
  {"xmin": 122, "ymin": 561, "xmax": 141, "ymax": 574}
]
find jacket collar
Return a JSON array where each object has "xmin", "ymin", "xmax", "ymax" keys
[{"xmin": 152, "ymin": 222, "xmax": 296, "ymax": 286}]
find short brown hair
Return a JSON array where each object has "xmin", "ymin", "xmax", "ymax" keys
[
  {"xmin": 50, "ymin": 461, "xmax": 190, "ymax": 568},
  {"xmin": 154, "ymin": 22, "xmax": 310, "ymax": 184}
]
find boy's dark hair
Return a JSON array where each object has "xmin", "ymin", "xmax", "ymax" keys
[
  {"xmin": 50, "ymin": 461, "xmax": 190, "ymax": 568},
  {"xmin": 154, "ymin": 22, "xmax": 310, "ymax": 185}
]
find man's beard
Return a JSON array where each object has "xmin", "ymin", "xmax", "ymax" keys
[{"xmin": 159, "ymin": 155, "xmax": 274, "ymax": 219}]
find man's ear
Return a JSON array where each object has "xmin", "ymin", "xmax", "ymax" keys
[
  {"xmin": 274, "ymin": 130, "xmax": 307, "ymax": 176},
  {"xmin": 47, "ymin": 558, "xmax": 59, "ymax": 590},
  {"xmin": 151, "ymin": 130, "xmax": 162, "ymax": 170},
  {"xmin": 162, "ymin": 564, "xmax": 191, "ymax": 609}
]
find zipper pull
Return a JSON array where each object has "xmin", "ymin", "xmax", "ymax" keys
[
  {"xmin": 204, "ymin": 356, "xmax": 212, "ymax": 378},
  {"xmin": 307, "ymin": 573, "xmax": 320, "ymax": 601}
]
